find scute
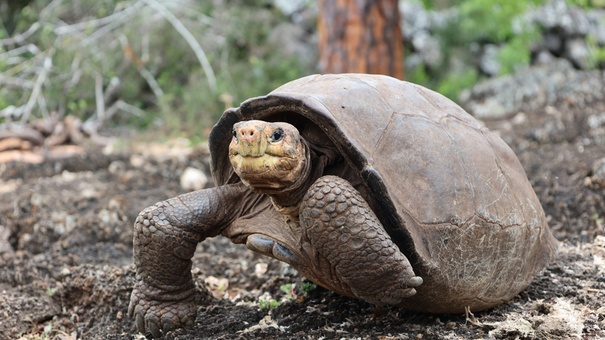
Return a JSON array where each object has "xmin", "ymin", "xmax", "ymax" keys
[{"xmin": 209, "ymin": 73, "xmax": 557, "ymax": 313}]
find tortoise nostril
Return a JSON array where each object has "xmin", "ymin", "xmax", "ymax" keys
[{"xmin": 237, "ymin": 127, "xmax": 259, "ymax": 141}]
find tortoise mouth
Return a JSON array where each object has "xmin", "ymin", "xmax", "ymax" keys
[
  {"xmin": 229, "ymin": 152, "xmax": 306, "ymax": 191},
  {"xmin": 230, "ymin": 153, "xmax": 296, "ymax": 175}
]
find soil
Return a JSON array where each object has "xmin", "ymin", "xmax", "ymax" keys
[{"xmin": 1, "ymin": 93, "xmax": 605, "ymax": 339}]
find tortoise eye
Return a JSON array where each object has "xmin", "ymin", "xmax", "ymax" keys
[{"xmin": 270, "ymin": 128, "xmax": 284, "ymax": 142}]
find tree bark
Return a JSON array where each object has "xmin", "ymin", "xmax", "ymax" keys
[{"xmin": 318, "ymin": 0, "xmax": 404, "ymax": 79}]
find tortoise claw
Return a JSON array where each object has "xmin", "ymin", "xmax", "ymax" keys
[
  {"xmin": 246, "ymin": 234, "xmax": 296, "ymax": 265},
  {"xmin": 147, "ymin": 319, "xmax": 161, "ymax": 339},
  {"xmin": 408, "ymin": 276, "xmax": 423, "ymax": 287}
]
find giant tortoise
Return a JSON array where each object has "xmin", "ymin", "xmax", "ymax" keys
[{"xmin": 129, "ymin": 73, "xmax": 557, "ymax": 337}]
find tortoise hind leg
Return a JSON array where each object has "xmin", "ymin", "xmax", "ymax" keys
[{"xmin": 300, "ymin": 175, "xmax": 422, "ymax": 305}]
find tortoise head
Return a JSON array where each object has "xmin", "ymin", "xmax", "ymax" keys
[{"xmin": 229, "ymin": 120, "xmax": 310, "ymax": 192}]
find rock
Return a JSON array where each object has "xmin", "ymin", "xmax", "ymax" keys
[
  {"xmin": 528, "ymin": 0, "xmax": 591, "ymax": 36},
  {"xmin": 565, "ymin": 37, "xmax": 591, "ymax": 69},
  {"xmin": 411, "ymin": 30, "xmax": 442, "ymax": 68},
  {"xmin": 479, "ymin": 44, "xmax": 500, "ymax": 76},
  {"xmin": 0, "ymin": 225, "xmax": 13, "ymax": 255},
  {"xmin": 272, "ymin": 0, "xmax": 307, "ymax": 17},
  {"xmin": 590, "ymin": 158, "xmax": 605, "ymax": 185},
  {"xmin": 534, "ymin": 50, "xmax": 556, "ymax": 65},
  {"xmin": 543, "ymin": 33, "xmax": 563, "ymax": 54},
  {"xmin": 401, "ymin": 0, "xmax": 452, "ymax": 69},
  {"xmin": 460, "ymin": 59, "xmax": 605, "ymax": 119},
  {"xmin": 586, "ymin": 9, "xmax": 605, "ymax": 45},
  {"xmin": 401, "ymin": 0, "xmax": 431, "ymax": 39},
  {"xmin": 180, "ymin": 167, "xmax": 208, "ymax": 191}
]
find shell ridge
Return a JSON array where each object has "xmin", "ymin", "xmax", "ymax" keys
[
  {"xmin": 438, "ymin": 122, "xmax": 477, "ymax": 221},
  {"xmin": 372, "ymin": 111, "xmax": 398, "ymax": 162},
  {"xmin": 353, "ymin": 77, "xmax": 401, "ymax": 161},
  {"xmin": 480, "ymin": 131, "xmax": 528, "ymax": 225},
  {"xmin": 437, "ymin": 114, "xmax": 482, "ymax": 127},
  {"xmin": 413, "ymin": 84, "xmax": 444, "ymax": 111}
]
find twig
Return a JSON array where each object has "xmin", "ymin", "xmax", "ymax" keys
[
  {"xmin": 39, "ymin": 0, "xmax": 64, "ymax": 18},
  {"xmin": 83, "ymin": 4, "xmax": 145, "ymax": 46},
  {"xmin": 103, "ymin": 77, "xmax": 120, "ymax": 103},
  {"xmin": 84, "ymin": 99, "xmax": 145, "ymax": 131},
  {"xmin": 0, "ymin": 44, "xmax": 41, "ymax": 62},
  {"xmin": 465, "ymin": 306, "xmax": 482, "ymax": 326},
  {"xmin": 139, "ymin": 68, "xmax": 165, "ymax": 98},
  {"xmin": 0, "ymin": 22, "xmax": 41, "ymax": 47},
  {"xmin": 66, "ymin": 52, "xmax": 83, "ymax": 90},
  {"xmin": 37, "ymin": 93, "xmax": 50, "ymax": 120},
  {"xmin": 118, "ymin": 34, "xmax": 164, "ymax": 98},
  {"xmin": 95, "ymin": 72, "xmax": 105, "ymax": 124},
  {"xmin": 0, "ymin": 75, "xmax": 34, "ymax": 89},
  {"xmin": 53, "ymin": 0, "xmax": 144, "ymax": 36},
  {"xmin": 142, "ymin": 0, "xmax": 217, "ymax": 91},
  {"xmin": 21, "ymin": 52, "xmax": 54, "ymax": 124}
]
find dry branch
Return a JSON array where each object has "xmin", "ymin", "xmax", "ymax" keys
[{"xmin": 142, "ymin": 0, "xmax": 217, "ymax": 91}]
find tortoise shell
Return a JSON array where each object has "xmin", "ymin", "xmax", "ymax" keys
[{"xmin": 209, "ymin": 73, "xmax": 557, "ymax": 313}]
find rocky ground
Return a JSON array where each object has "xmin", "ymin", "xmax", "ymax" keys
[{"xmin": 1, "ymin": 65, "xmax": 605, "ymax": 339}]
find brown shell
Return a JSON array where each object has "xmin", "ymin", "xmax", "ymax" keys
[{"xmin": 209, "ymin": 74, "xmax": 557, "ymax": 313}]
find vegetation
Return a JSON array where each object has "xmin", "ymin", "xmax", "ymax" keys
[
  {"xmin": 257, "ymin": 297, "xmax": 282, "ymax": 310},
  {"xmin": 300, "ymin": 281, "xmax": 317, "ymax": 297},
  {"xmin": 407, "ymin": 0, "xmax": 545, "ymax": 100},
  {"xmin": 0, "ymin": 0, "xmax": 310, "ymax": 140},
  {"xmin": 408, "ymin": 0, "xmax": 605, "ymax": 100},
  {"xmin": 2, "ymin": 0, "xmax": 604, "ymax": 137}
]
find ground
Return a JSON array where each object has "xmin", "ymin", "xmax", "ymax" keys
[{"xmin": 1, "ymin": 91, "xmax": 605, "ymax": 340}]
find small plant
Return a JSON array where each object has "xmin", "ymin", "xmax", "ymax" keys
[
  {"xmin": 45, "ymin": 287, "xmax": 57, "ymax": 297},
  {"xmin": 300, "ymin": 282, "xmax": 317, "ymax": 298},
  {"xmin": 591, "ymin": 214, "xmax": 604, "ymax": 229},
  {"xmin": 280, "ymin": 283, "xmax": 297, "ymax": 301},
  {"xmin": 258, "ymin": 298, "xmax": 281, "ymax": 310}
]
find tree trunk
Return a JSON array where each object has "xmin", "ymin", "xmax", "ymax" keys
[{"xmin": 318, "ymin": 0, "xmax": 404, "ymax": 79}]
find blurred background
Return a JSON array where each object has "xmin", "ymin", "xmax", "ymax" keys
[{"xmin": 1, "ymin": 0, "xmax": 604, "ymax": 144}]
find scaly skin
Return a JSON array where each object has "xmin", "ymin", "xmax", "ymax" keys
[
  {"xmin": 299, "ymin": 175, "xmax": 422, "ymax": 305},
  {"xmin": 128, "ymin": 184, "xmax": 250, "ymax": 338}
]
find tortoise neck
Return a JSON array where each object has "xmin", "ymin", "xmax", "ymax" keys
[{"xmin": 267, "ymin": 140, "xmax": 319, "ymax": 213}]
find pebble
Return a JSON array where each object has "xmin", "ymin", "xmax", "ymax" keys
[
  {"xmin": 180, "ymin": 167, "xmax": 208, "ymax": 191},
  {"xmin": 591, "ymin": 158, "xmax": 605, "ymax": 185}
]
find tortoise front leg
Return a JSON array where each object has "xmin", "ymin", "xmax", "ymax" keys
[
  {"xmin": 128, "ymin": 183, "xmax": 250, "ymax": 337},
  {"xmin": 300, "ymin": 175, "xmax": 423, "ymax": 305}
]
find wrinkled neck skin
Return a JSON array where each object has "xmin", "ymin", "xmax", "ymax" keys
[{"xmin": 254, "ymin": 139, "xmax": 318, "ymax": 218}]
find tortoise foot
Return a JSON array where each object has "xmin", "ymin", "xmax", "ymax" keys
[
  {"xmin": 128, "ymin": 280, "xmax": 197, "ymax": 338},
  {"xmin": 300, "ymin": 175, "xmax": 422, "ymax": 305}
]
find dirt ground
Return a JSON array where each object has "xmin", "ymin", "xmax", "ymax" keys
[{"xmin": 1, "ymin": 90, "xmax": 605, "ymax": 339}]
